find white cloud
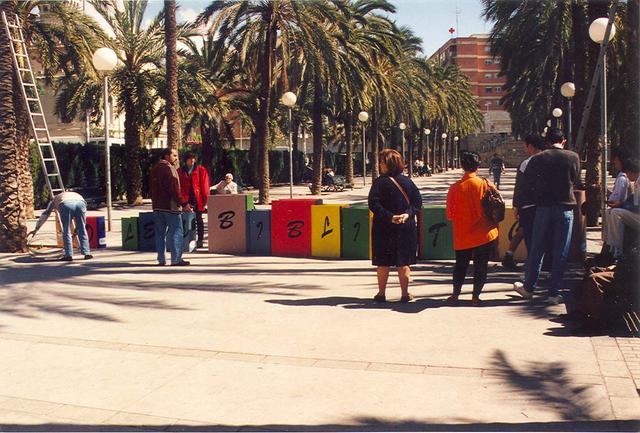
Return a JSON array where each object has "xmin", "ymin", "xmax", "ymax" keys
[{"xmin": 178, "ymin": 8, "xmax": 199, "ymax": 23}]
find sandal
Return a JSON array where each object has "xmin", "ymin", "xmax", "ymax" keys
[
  {"xmin": 446, "ymin": 295, "xmax": 459, "ymax": 305},
  {"xmin": 373, "ymin": 294, "xmax": 386, "ymax": 303},
  {"xmin": 400, "ymin": 293, "xmax": 414, "ymax": 303}
]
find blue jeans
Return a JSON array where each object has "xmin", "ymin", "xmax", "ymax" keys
[
  {"xmin": 154, "ymin": 211, "xmax": 183, "ymax": 265},
  {"xmin": 492, "ymin": 170, "xmax": 502, "ymax": 188},
  {"xmin": 58, "ymin": 199, "xmax": 90, "ymax": 257},
  {"xmin": 524, "ymin": 205, "xmax": 574, "ymax": 296}
]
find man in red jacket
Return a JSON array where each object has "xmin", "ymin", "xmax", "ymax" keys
[{"xmin": 178, "ymin": 152, "xmax": 210, "ymax": 249}]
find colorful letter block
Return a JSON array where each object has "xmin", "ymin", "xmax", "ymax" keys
[
  {"xmin": 419, "ymin": 205, "xmax": 454, "ymax": 260},
  {"xmin": 85, "ymin": 216, "xmax": 106, "ymax": 249},
  {"xmin": 271, "ymin": 199, "xmax": 322, "ymax": 257},
  {"xmin": 340, "ymin": 206, "xmax": 371, "ymax": 260},
  {"xmin": 497, "ymin": 207, "xmax": 527, "ymax": 261},
  {"xmin": 137, "ymin": 212, "xmax": 156, "ymax": 251},
  {"xmin": 247, "ymin": 209, "xmax": 272, "ymax": 256},
  {"xmin": 121, "ymin": 216, "xmax": 139, "ymax": 251},
  {"xmin": 207, "ymin": 194, "xmax": 255, "ymax": 254},
  {"xmin": 311, "ymin": 204, "xmax": 347, "ymax": 258}
]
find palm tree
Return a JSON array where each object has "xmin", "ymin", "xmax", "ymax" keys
[
  {"xmin": 0, "ymin": 0, "xmax": 103, "ymax": 252},
  {"xmin": 164, "ymin": 0, "xmax": 181, "ymax": 148},
  {"xmin": 482, "ymin": 0, "xmax": 637, "ymax": 225}
]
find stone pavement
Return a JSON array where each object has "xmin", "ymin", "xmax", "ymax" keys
[{"xmin": 1, "ymin": 169, "xmax": 638, "ymax": 431}]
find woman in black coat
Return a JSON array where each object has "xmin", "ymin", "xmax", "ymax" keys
[{"xmin": 368, "ymin": 149, "xmax": 423, "ymax": 302}]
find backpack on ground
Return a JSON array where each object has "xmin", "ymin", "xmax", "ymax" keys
[{"xmin": 481, "ymin": 178, "xmax": 505, "ymax": 224}]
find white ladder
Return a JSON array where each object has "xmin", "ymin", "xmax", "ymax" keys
[{"xmin": 2, "ymin": 11, "xmax": 64, "ymax": 199}]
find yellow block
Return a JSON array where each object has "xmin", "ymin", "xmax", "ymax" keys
[
  {"xmin": 497, "ymin": 207, "xmax": 527, "ymax": 261},
  {"xmin": 311, "ymin": 204, "xmax": 348, "ymax": 258}
]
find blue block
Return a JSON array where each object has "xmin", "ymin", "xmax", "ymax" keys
[
  {"xmin": 138, "ymin": 212, "xmax": 156, "ymax": 251},
  {"xmin": 247, "ymin": 209, "xmax": 272, "ymax": 256}
]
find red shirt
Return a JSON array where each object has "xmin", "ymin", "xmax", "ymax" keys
[
  {"xmin": 446, "ymin": 171, "xmax": 499, "ymax": 250},
  {"xmin": 177, "ymin": 164, "xmax": 210, "ymax": 211}
]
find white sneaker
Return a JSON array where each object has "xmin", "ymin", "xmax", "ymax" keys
[
  {"xmin": 546, "ymin": 295, "xmax": 563, "ymax": 305},
  {"xmin": 513, "ymin": 282, "xmax": 533, "ymax": 299}
]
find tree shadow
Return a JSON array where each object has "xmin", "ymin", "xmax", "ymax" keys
[{"xmin": 488, "ymin": 350, "xmax": 598, "ymax": 422}]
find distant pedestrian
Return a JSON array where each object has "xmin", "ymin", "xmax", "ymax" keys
[
  {"xmin": 150, "ymin": 147, "xmax": 191, "ymax": 266},
  {"xmin": 489, "ymin": 153, "xmax": 505, "ymax": 189},
  {"xmin": 368, "ymin": 149, "xmax": 422, "ymax": 303},
  {"xmin": 445, "ymin": 151, "xmax": 499, "ymax": 306},
  {"xmin": 502, "ymin": 134, "xmax": 545, "ymax": 269},
  {"xmin": 178, "ymin": 152, "xmax": 210, "ymax": 249},
  {"xmin": 513, "ymin": 128, "xmax": 580, "ymax": 304},
  {"xmin": 213, "ymin": 173, "xmax": 238, "ymax": 195},
  {"xmin": 29, "ymin": 191, "xmax": 92, "ymax": 261}
]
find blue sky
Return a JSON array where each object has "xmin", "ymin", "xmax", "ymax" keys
[{"xmin": 144, "ymin": 0, "xmax": 491, "ymax": 57}]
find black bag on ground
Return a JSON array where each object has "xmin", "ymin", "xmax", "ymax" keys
[{"xmin": 481, "ymin": 178, "xmax": 505, "ymax": 224}]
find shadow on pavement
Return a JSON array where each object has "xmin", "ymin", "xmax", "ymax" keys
[{"xmin": 0, "ymin": 419, "xmax": 636, "ymax": 432}]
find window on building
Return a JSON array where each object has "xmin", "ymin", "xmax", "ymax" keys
[
  {"xmin": 484, "ymin": 59, "xmax": 492, "ymax": 65},
  {"xmin": 495, "ymin": 86, "xmax": 502, "ymax": 92},
  {"xmin": 484, "ymin": 46, "xmax": 491, "ymax": 52},
  {"xmin": 485, "ymin": 87, "xmax": 493, "ymax": 93},
  {"xmin": 484, "ymin": 73, "xmax": 492, "ymax": 79}
]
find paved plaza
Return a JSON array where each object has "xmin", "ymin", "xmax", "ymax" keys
[{"xmin": 1, "ymin": 169, "xmax": 639, "ymax": 431}]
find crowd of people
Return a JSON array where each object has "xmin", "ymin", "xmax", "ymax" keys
[{"xmin": 368, "ymin": 128, "xmax": 638, "ymax": 332}]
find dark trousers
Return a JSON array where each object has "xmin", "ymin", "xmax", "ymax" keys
[
  {"xmin": 518, "ymin": 206, "xmax": 536, "ymax": 252},
  {"xmin": 453, "ymin": 242, "xmax": 492, "ymax": 297},
  {"xmin": 195, "ymin": 210, "xmax": 204, "ymax": 244}
]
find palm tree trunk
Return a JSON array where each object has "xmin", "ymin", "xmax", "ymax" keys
[
  {"xmin": 344, "ymin": 110, "xmax": 354, "ymax": 185},
  {"xmin": 256, "ymin": 10, "xmax": 275, "ymax": 204},
  {"xmin": 123, "ymin": 93, "xmax": 143, "ymax": 205},
  {"xmin": 164, "ymin": 0, "xmax": 181, "ymax": 148},
  {"xmin": 311, "ymin": 77, "xmax": 323, "ymax": 195},
  {"xmin": 0, "ymin": 0, "xmax": 27, "ymax": 252},
  {"xmin": 371, "ymin": 109, "xmax": 379, "ymax": 180},
  {"xmin": 13, "ymin": 76, "xmax": 34, "ymax": 218}
]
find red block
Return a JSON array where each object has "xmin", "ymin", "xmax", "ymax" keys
[
  {"xmin": 271, "ymin": 199, "xmax": 322, "ymax": 257},
  {"xmin": 85, "ymin": 216, "xmax": 106, "ymax": 249}
]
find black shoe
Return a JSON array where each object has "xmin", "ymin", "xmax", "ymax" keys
[
  {"xmin": 157, "ymin": 262, "xmax": 166, "ymax": 266},
  {"xmin": 196, "ymin": 242, "xmax": 204, "ymax": 249},
  {"xmin": 84, "ymin": 254, "xmax": 93, "ymax": 260},
  {"xmin": 373, "ymin": 294, "xmax": 386, "ymax": 303},
  {"xmin": 501, "ymin": 254, "xmax": 518, "ymax": 270},
  {"xmin": 171, "ymin": 260, "xmax": 190, "ymax": 266},
  {"xmin": 60, "ymin": 255, "xmax": 72, "ymax": 262}
]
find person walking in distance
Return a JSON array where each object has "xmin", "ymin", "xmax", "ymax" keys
[
  {"xmin": 502, "ymin": 135, "xmax": 545, "ymax": 269},
  {"xmin": 150, "ymin": 148, "xmax": 191, "ymax": 266},
  {"xmin": 368, "ymin": 149, "xmax": 423, "ymax": 303},
  {"xmin": 28, "ymin": 191, "xmax": 93, "ymax": 261},
  {"xmin": 446, "ymin": 151, "xmax": 499, "ymax": 306},
  {"xmin": 513, "ymin": 128, "xmax": 581, "ymax": 304},
  {"xmin": 490, "ymin": 153, "xmax": 505, "ymax": 189},
  {"xmin": 178, "ymin": 152, "xmax": 210, "ymax": 249}
]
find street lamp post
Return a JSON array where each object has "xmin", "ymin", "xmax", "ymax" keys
[
  {"xmin": 399, "ymin": 122, "xmax": 406, "ymax": 163},
  {"xmin": 424, "ymin": 128, "xmax": 431, "ymax": 167},
  {"xmin": 92, "ymin": 47, "xmax": 118, "ymax": 232},
  {"xmin": 441, "ymin": 132, "xmax": 447, "ymax": 171},
  {"xmin": 560, "ymin": 82, "xmax": 576, "ymax": 149},
  {"xmin": 589, "ymin": 17, "xmax": 616, "ymax": 231},
  {"xmin": 281, "ymin": 91, "xmax": 297, "ymax": 199},
  {"xmin": 552, "ymin": 108, "xmax": 563, "ymax": 128},
  {"xmin": 358, "ymin": 111, "xmax": 369, "ymax": 186},
  {"xmin": 453, "ymin": 136, "xmax": 459, "ymax": 168}
]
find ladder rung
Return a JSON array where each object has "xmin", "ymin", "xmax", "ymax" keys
[
  {"xmin": 23, "ymin": 82, "xmax": 36, "ymax": 86},
  {"xmin": 34, "ymin": 128, "xmax": 48, "ymax": 131},
  {"xmin": 15, "ymin": 53, "xmax": 28, "ymax": 57},
  {"xmin": 47, "ymin": 173, "xmax": 60, "ymax": 177},
  {"xmin": 43, "ymin": 158, "xmax": 56, "ymax": 162},
  {"xmin": 11, "ymin": 38, "xmax": 25, "ymax": 43},
  {"xmin": 17, "ymin": 67, "xmax": 31, "ymax": 72},
  {"xmin": 6, "ymin": 23, "xmax": 20, "ymax": 29},
  {"xmin": 26, "ymin": 97, "xmax": 38, "ymax": 101},
  {"xmin": 31, "ymin": 113, "xmax": 44, "ymax": 116}
]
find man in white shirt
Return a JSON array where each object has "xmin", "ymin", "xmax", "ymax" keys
[
  {"xmin": 606, "ymin": 160, "xmax": 640, "ymax": 259},
  {"xmin": 213, "ymin": 173, "xmax": 238, "ymax": 195},
  {"xmin": 603, "ymin": 153, "xmax": 633, "ymax": 258},
  {"xmin": 29, "ymin": 191, "xmax": 92, "ymax": 261}
]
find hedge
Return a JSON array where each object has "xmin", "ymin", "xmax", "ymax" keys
[{"xmin": 29, "ymin": 142, "xmax": 314, "ymax": 208}]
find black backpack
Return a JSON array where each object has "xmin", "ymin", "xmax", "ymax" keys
[{"xmin": 481, "ymin": 178, "xmax": 505, "ymax": 224}]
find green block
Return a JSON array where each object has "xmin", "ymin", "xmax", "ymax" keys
[
  {"xmin": 121, "ymin": 217, "xmax": 139, "ymax": 250},
  {"xmin": 341, "ymin": 206, "xmax": 370, "ymax": 259},
  {"xmin": 420, "ymin": 206, "xmax": 454, "ymax": 260},
  {"xmin": 244, "ymin": 194, "xmax": 255, "ymax": 211}
]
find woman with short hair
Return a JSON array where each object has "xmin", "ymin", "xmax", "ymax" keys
[
  {"xmin": 368, "ymin": 149, "xmax": 423, "ymax": 303},
  {"xmin": 446, "ymin": 151, "xmax": 499, "ymax": 306}
]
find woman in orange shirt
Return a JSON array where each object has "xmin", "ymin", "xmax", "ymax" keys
[{"xmin": 445, "ymin": 151, "xmax": 499, "ymax": 306}]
